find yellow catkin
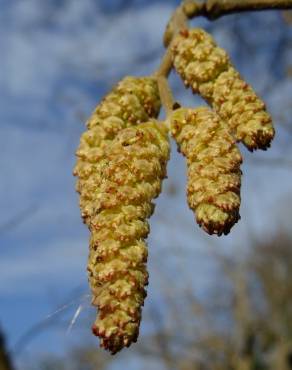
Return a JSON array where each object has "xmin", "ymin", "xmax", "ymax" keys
[
  {"xmin": 73, "ymin": 76, "xmax": 161, "ymax": 226},
  {"xmin": 73, "ymin": 77, "xmax": 167, "ymax": 353},
  {"xmin": 172, "ymin": 28, "xmax": 275, "ymax": 151},
  {"xmin": 87, "ymin": 122, "xmax": 169, "ymax": 353},
  {"xmin": 170, "ymin": 107, "xmax": 242, "ymax": 236}
]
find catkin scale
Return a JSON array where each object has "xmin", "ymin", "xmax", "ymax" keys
[
  {"xmin": 74, "ymin": 77, "xmax": 169, "ymax": 353},
  {"xmin": 170, "ymin": 107, "xmax": 242, "ymax": 236},
  {"xmin": 172, "ymin": 28, "xmax": 275, "ymax": 151}
]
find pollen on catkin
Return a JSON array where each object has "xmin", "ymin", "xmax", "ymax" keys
[
  {"xmin": 170, "ymin": 107, "xmax": 242, "ymax": 236},
  {"xmin": 73, "ymin": 76, "xmax": 161, "ymax": 226},
  {"xmin": 73, "ymin": 76, "xmax": 167, "ymax": 353},
  {"xmin": 86, "ymin": 121, "xmax": 169, "ymax": 353},
  {"xmin": 172, "ymin": 28, "xmax": 275, "ymax": 151}
]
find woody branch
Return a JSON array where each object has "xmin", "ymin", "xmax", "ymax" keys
[{"xmin": 184, "ymin": 0, "xmax": 292, "ymax": 19}]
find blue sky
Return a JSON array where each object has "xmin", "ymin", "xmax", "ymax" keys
[{"xmin": 0, "ymin": 1, "xmax": 292, "ymax": 368}]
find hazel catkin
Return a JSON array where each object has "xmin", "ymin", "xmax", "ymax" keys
[
  {"xmin": 172, "ymin": 28, "xmax": 275, "ymax": 151},
  {"xmin": 87, "ymin": 121, "xmax": 169, "ymax": 353},
  {"xmin": 74, "ymin": 76, "xmax": 168, "ymax": 353},
  {"xmin": 170, "ymin": 107, "xmax": 242, "ymax": 236}
]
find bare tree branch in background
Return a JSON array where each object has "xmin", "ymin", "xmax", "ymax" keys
[
  {"xmin": 283, "ymin": 9, "xmax": 292, "ymax": 22},
  {"xmin": 18, "ymin": 228, "xmax": 292, "ymax": 369},
  {"xmin": 248, "ymin": 157, "xmax": 292, "ymax": 168},
  {"xmin": 12, "ymin": 289, "xmax": 90, "ymax": 356},
  {"xmin": 0, "ymin": 329, "xmax": 14, "ymax": 370},
  {"xmin": 0, "ymin": 205, "xmax": 38, "ymax": 235}
]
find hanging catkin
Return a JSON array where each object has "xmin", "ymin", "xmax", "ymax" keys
[
  {"xmin": 170, "ymin": 107, "xmax": 242, "ymax": 236},
  {"xmin": 74, "ymin": 76, "xmax": 161, "ymax": 226},
  {"xmin": 74, "ymin": 77, "xmax": 169, "ymax": 353},
  {"xmin": 172, "ymin": 28, "xmax": 275, "ymax": 151},
  {"xmin": 87, "ymin": 122, "xmax": 169, "ymax": 353}
]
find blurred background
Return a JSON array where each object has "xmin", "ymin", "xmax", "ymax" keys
[{"xmin": 1, "ymin": 1, "xmax": 292, "ymax": 369}]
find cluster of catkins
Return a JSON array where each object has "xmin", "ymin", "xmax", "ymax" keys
[{"xmin": 74, "ymin": 28, "xmax": 274, "ymax": 354}]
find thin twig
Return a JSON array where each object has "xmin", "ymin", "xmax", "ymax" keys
[
  {"xmin": 163, "ymin": 4, "xmax": 189, "ymax": 47},
  {"xmin": 155, "ymin": 3, "xmax": 188, "ymax": 117},
  {"xmin": 157, "ymin": 76, "xmax": 175, "ymax": 118},
  {"xmin": 154, "ymin": 43, "xmax": 177, "ymax": 119},
  {"xmin": 184, "ymin": 0, "xmax": 292, "ymax": 19},
  {"xmin": 155, "ymin": 46, "xmax": 173, "ymax": 79},
  {"xmin": 165, "ymin": 0, "xmax": 292, "ymax": 44}
]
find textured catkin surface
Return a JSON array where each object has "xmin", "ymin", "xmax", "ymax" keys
[
  {"xmin": 74, "ymin": 76, "xmax": 170, "ymax": 353},
  {"xmin": 87, "ymin": 122, "xmax": 169, "ymax": 353},
  {"xmin": 171, "ymin": 107, "xmax": 242, "ymax": 236},
  {"xmin": 74, "ymin": 76, "xmax": 161, "ymax": 226},
  {"xmin": 172, "ymin": 28, "xmax": 275, "ymax": 151}
]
